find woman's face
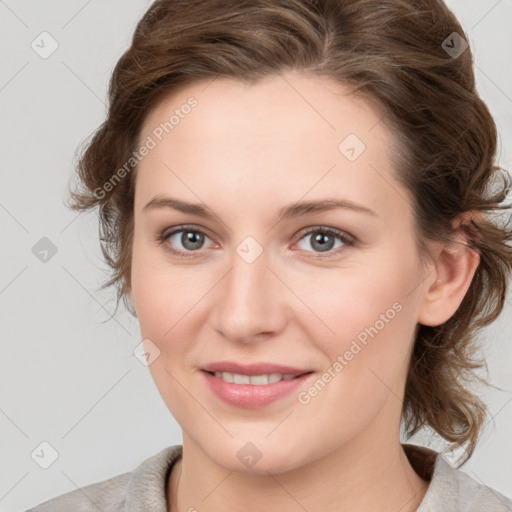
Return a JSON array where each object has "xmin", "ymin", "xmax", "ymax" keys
[{"xmin": 130, "ymin": 72, "xmax": 432, "ymax": 473}]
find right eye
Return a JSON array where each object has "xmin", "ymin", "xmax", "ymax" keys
[{"xmin": 158, "ymin": 225, "xmax": 216, "ymax": 258}]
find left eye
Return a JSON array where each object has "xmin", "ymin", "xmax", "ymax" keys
[{"xmin": 295, "ymin": 227, "xmax": 354, "ymax": 255}]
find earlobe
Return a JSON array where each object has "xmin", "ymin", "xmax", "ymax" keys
[
  {"xmin": 128, "ymin": 293, "xmax": 138, "ymax": 318},
  {"xmin": 126, "ymin": 285, "xmax": 138, "ymax": 318},
  {"xmin": 417, "ymin": 226, "xmax": 480, "ymax": 327}
]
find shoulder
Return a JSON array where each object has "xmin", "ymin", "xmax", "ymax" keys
[
  {"xmin": 24, "ymin": 472, "xmax": 131, "ymax": 512},
  {"xmin": 25, "ymin": 445, "xmax": 183, "ymax": 512},
  {"xmin": 403, "ymin": 443, "xmax": 512, "ymax": 512},
  {"xmin": 430, "ymin": 458, "xmax": 512, "ymax": 511}
]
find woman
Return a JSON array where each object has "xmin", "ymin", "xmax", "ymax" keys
[{"xmin": 28, "ymin": 0, "xmax": 512, "ymax": 510}]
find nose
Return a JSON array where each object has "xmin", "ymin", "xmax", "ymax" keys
[{"xmin": 211, "ymin": 244, "xmax": 287, "ymax": 344}]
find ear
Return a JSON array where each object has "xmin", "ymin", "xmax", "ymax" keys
[
  {"xmin": 127, "ymin": 291, "xmax": 138, "ymax": 318},
  {"xmin": 417, "ymin": 214, "xmax": 480, "ymax": 327},
  {"xmin": 126, "ymin": 280, "xmax": 137, "ymax": 317}
]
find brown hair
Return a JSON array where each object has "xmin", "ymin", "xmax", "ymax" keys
[{"xmin": 66, "ymin": 0, "xmax": 512, "ymax": 464}]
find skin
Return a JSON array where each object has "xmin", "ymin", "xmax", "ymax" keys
[{"xmin": 128, "ymin": 71, "xmax": 479, "ymax": 512}]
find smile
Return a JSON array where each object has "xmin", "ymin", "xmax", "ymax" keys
[
  {"xmin": 211, "ymin": 371, "xmax": 299, "ymax": 385},
  {"xmin": 202, "ymin": 369, "xmax": 314, "ymax": 408}
]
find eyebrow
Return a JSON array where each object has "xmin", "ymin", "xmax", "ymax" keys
[{"xmin": 143, "ymin": 195, "xmax": 378, "ymax": 220}]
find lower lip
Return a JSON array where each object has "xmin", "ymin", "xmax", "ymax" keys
[{"xmin": 202, "ymin": 371, "xmax": 313, "ymax": 408}]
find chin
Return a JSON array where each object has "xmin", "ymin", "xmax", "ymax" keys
[{"xmin": 197, "ymin": 435, "xmax": 311, "ymax": 476}]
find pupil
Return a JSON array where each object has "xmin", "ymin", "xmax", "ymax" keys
[
  {"xmin": 313, "ymin": 232, "xmax": 334, "ymax": 252},
  {"xmin": 183, "ymin": 231, "xmax": 203, "ymax": 250}
]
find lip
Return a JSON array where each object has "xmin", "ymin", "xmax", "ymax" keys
[
  {"xmin": 200, "ymin": 361, "xmax": 315, "ymax": 408},
  {"xmin": 201, "ymin": 361, "xmax": 311, "ymax": 376}
]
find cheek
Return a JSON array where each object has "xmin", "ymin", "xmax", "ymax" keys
[
  {"xmin": 131, "ymin": 237, "xmax": 180, "ymax": 325},
  {"xmin": 290, "ymin": 270, "xmax": 417, "ymax": 433},
  {"xmin": 130, "ymin": 242, "xmax": 214, "ymax": 368},
  {"xmin": 293, "ymin": 254, "xmax": 419, "ymax": 372},
  {"xmin": 130, "ymin": 250, "xmax": 199, "ymax": 416},
  {"xmin": 131, "ymin": 242, "xmax": 180, "ymax": 343}
]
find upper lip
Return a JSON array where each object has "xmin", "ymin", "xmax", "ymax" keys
[{"xmin": 201, "ymin": 361, "xmax": 312, "ymax": 376}]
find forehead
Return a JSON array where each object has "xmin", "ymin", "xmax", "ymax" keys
[
  {"xmin": 134, "ymin": 72, "xmax": 410, "ymax": 224},
  {"xmin": 139, "ymin": 72, "xmax": 389, "ymax": 147}
]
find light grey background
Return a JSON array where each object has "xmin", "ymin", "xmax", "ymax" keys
[{"xmin": 1, "ymin": 1, "xmax": 511, "ymax": 510}]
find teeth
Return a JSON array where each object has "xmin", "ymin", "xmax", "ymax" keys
[
  {"xmin": 213, "ymin": 371, "xmax": 298, "ymax": 385},
  {"xmin": 233, "ymin": 373, "xmax": 251, "ymax": 384},
  {"xmin": 249, "ymin": 374, "xmax": 269, "ymax": 385}
]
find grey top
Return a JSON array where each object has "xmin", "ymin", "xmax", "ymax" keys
[{"xmin": 26, "ymin": 443, "xmax": 512, "ymax": 511}]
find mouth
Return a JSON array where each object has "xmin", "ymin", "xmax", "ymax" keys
[
  {"xmin": 203, "ymin": 370, "xmax": 313, "ymax": 385},
  {"xmin": 200, "ymin": 363, "xmax": 315, "ymax": 408}
]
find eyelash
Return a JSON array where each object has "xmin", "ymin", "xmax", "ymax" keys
[{"xmin": 157, "ymin": 224, "xmax": 356, "ymax": 260}]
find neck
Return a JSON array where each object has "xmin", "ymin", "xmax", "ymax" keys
[{"xmin": 167, "ymin": 429, "xmax": 429, "ymax": 512}]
